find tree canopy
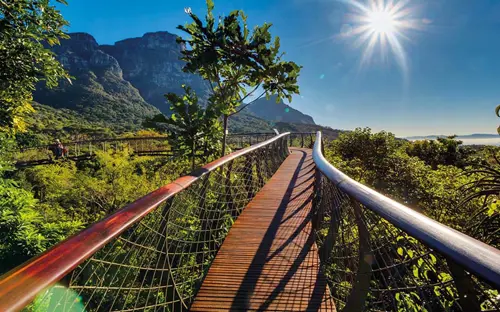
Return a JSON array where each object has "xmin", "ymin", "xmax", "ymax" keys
[
  {"xmin": 0, "ymin": 0, "xmax": 70, "ymax": 134},
  {"xmin": 177, "ymin": 0, "xmax": 301, "ymax": 154},
  {"xmin": 144, "ymin": 85, "xmax": 222, "ymax": 168}
]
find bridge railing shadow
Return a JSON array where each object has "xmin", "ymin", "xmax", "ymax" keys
[{"xmin": 229, "ymin": 150, "xmax": 333, "ymax": 311}]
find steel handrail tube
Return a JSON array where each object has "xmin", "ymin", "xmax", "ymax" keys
[
  {"xmin": 313, "ymin": 131, "xmax": 500, "ymax": 289},
  {"xmin": 0, "ymin": 132, "xmax": 290, "ymax": 312}
]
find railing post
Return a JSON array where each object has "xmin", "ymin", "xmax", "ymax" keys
[
  {"xmin": 343, "ymin": 199, "xmax": 372, "ymax": 312},
  {"xmin": 256, "ymin": 150, "xmax": 265, "ymax": 187},
  {"xmin": 301, "ymin": 133, "xmax": 304, "ymax": 148},
  {"xmin": 282, "ymin": 137, "xmax": 289, "ymax": 159},
  {"xmin": 446, "ymin": 259, "xmax": 481, "ymax": 311},
  {"xmin": 224, "ymin": 161, "xmax": 236, "ymax": 217},
  {"xmin": 244, "ymin": 155, "xmax": 255, "ymax": 201},
  {"xmin": 197, "ymin": 173, "xmax": 212, "ymax": 250}
]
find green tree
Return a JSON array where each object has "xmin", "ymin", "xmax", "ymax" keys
[
  {"xmin": 144, "ymin": 85, "xmax": 222, "ymax": 169},
  {"xmin": 177, "ymin": 0, "xmax": 301, "ymax": 155},
  {"xmin": 0, "ymin": 0, "xmax": 70, "ymax": 133},
  {"xmin": 407, "ymin": 136, "xmax": 476, "ymax": 169}
]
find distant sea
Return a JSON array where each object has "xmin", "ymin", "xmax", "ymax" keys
[
  {"xmin": 454, "ymin": 138, "xmax": 500, "ymax": 146},
  {"xmin": 407, "ymin": 137, "xmax": 500, "ymax": 146}
]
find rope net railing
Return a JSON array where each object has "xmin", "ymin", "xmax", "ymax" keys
[
  {"xmin": 312, "ymin": 131, "xmax": 500, "ymax": 311},
  {"xmin": 0, "ymin": 134, "xmax": 290, "ymax": 312},
  {"xmin": 15, "ymin": 137, "xmax": 173, "ymax": 165},
  {"xmin": 16, "ymin": 133, "xmax": 311, "ymax": 166},
  {"xmin": 227, "ymin": 131, "xmax": 315, "ymax": 150}
]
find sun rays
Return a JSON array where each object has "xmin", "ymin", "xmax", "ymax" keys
[{"xmin": 341, "ymin": 0, "xmax": 425, "ymax": 76}]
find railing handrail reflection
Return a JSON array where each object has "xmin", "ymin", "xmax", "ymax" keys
[
  {"xmin": 0, "ymin": 132, "xmax": 290, "ymax": 312},
  {"xmin": 312, "ymin": 131, "xmax": 500, "ymax": 288}
]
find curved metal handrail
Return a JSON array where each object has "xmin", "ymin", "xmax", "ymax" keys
[
  {"xmin": 0, "ymin": 132, "xmax": 290, "ymax": 311},
  {"xmin": 313, "ymin": 131, "xmax": 500, "ymax": 288}
]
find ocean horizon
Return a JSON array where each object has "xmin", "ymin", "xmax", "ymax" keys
[{"xmin": 407, "ymin": 137, "xmax": 500, "ymax": 146}]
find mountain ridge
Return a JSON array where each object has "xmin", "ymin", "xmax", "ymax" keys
[
  {"xmin": 34, "ymin": 31, "xmax": 315, "ymax": 133},
  {"xmin": 246, "ymin": 95, "xmax": 315, "ymax": 125}
]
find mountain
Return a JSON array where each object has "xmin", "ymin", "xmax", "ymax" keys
[
  {"xmin": 275, "ymin": 122, "xmax": 343, "ymax": 140},
  {"xmin": 247, "ymin": 95, "xmax": 315, "ymax": 125},
  {"xmin": 34, "ymin": 31, "xmax": 317, "ymax": 134},
  {"xmin": 229, "ymin": 111, "xmax": 273, "ymax": 133},
  {"xmin": 34, "ymin": 33, "xmax": 159, "ymax": 130},
  {"xmin": 100, "ymin": 32, "xmax": 211, "ymax": 113},
  {"xmin": 406, "ymin": 134, "xmax": 499, "ymax": 140}
]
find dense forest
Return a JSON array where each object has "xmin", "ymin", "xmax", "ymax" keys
[{"xmin": 325, "ymin": 128, "xmax": 499, "ymax": 248}]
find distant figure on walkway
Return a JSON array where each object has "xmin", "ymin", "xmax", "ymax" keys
[{"xmin": 49, "ymin": 139, "xmax": 68, "ymax": 159}]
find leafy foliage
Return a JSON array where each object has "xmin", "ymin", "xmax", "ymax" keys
[
  {"xmin": 177, "ymin": 0, "xmax": 302, "ymax": 154},
  {"xmin": 326, "ymin": 128, "xmax": 498, "ymax": 244},
  {"xmin": 144, "ymin": 85, "xmax": 222, "ymax": 162},
  {"xmin": 459, "ymin": 151, "xmax": 500, "ymax": 246},
  {"xmin": 324, "ymin": 128, "xmax": 500, "ymax": 311},
  {"xmin": 407, "ymin": 136, "xmax": 476, "ymax": 169},
  {"xmin": 0, "ymin": 147, "xmax": 194, "ymax": 274},
  {"xmin": 0, "ymin": 0, "xmax": 70, "ymax": 133},
  {"xmin": 17, "ymin": 102, "xmax": 116, "ymax": 147}
]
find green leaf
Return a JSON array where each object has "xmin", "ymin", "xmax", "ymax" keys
[
  {"xmin": 397, "ymin": 247, "xmax": 404, "ymax": 256},
  {"xmin": 429, "ymin": 254, "xmax": 437, "ymax": 265},
  {"xmin": 413, "ymin": 266, "xmax": 419, "ymax": 278}
]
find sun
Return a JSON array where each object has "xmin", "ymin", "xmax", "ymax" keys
[
  {"xmin": 342, "ymin": 0, "xmax": 425, "ymax": 75},
  {"xmin": 368, "ymin": 10, "xmax": 395, "ymax": 34}
]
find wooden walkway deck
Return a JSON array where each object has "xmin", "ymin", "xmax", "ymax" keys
[{"xmin": 190, "ymin": 149, "xmax": 336, "ymax": 311}]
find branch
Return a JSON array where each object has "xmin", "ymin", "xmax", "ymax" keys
[
  {"xmin": 239, "ymin": 84, "xmax": 261, "ymax": 103},
  {"xmin": 228, "ymin": 91, "xmax": 266, "ymax": 117},
  {"xmin": 242, "ymin": 91, "xmax": 266, "ymax": 106}
]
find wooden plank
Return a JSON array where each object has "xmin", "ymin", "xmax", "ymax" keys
[{"xmin": 190, "ymin": 149, "xmax": 336, "ymax": 311}]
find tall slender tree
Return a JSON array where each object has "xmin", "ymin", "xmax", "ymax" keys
[{"xmin": 177, "ymin": 0, "xmax": 301, "ymax": 155}]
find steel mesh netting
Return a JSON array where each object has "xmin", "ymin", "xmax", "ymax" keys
[
  {"xmin": 15, "ymin": 137, "xmax": 173, "ymax": 163},
  {"xmin": 226, "ymin": 133, "xmax": 275, "ymax": 150},
  {"xmin": 28, "ymin": 137, "xmax": 289, "ymax": 312},
  {"xmin": 313, "ymin": 174, "xmax": 500, "ymax": 312},
  {"xmin": 288, "ymin": 133, "xmax": 315, "ymax": 149}
]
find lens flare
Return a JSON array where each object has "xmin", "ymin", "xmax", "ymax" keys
[{"xmin": 343, "ymin": 0, "xmax": 425, "ymax": 75}]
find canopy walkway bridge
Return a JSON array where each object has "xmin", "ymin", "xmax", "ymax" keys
[
  {"xmin": 14, "ymin": 132, "xmax": 314, "ymax": 167},
  {"xmin": 1, "ymin": 132, "xmax": 499, "ymax": 311}
]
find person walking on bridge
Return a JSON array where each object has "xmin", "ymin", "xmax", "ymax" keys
[{"xmin": 50, "ymin": 139, "xmax": 67, "ymax": 159}]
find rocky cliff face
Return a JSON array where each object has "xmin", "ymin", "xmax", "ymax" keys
[
  {"xmin": 35, "ymin": 31, "xmax": 314, "ymax": 132},
  {"xmin": 34, "ymin": 33, "xmax": 159, "ymax": 129},
  {"xmin": 247, "ymin": 95, "xmax": 316, "ymax": 125},
  {"xmin": 100, "ymin": 32, "xmax": 211, "ymax": 113},
  {"xmin": 53, "ymin": 33, "xmax": 121, "ymax": 76}
]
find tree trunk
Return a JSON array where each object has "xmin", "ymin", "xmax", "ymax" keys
[{"xmin": 221, "ymin": 114, "xmax": 229, "ymax": 156}]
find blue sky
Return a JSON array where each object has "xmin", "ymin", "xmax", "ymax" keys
[{"xmin": 58, "ymin": 0, "xmax": 500, "ymax": 136}]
